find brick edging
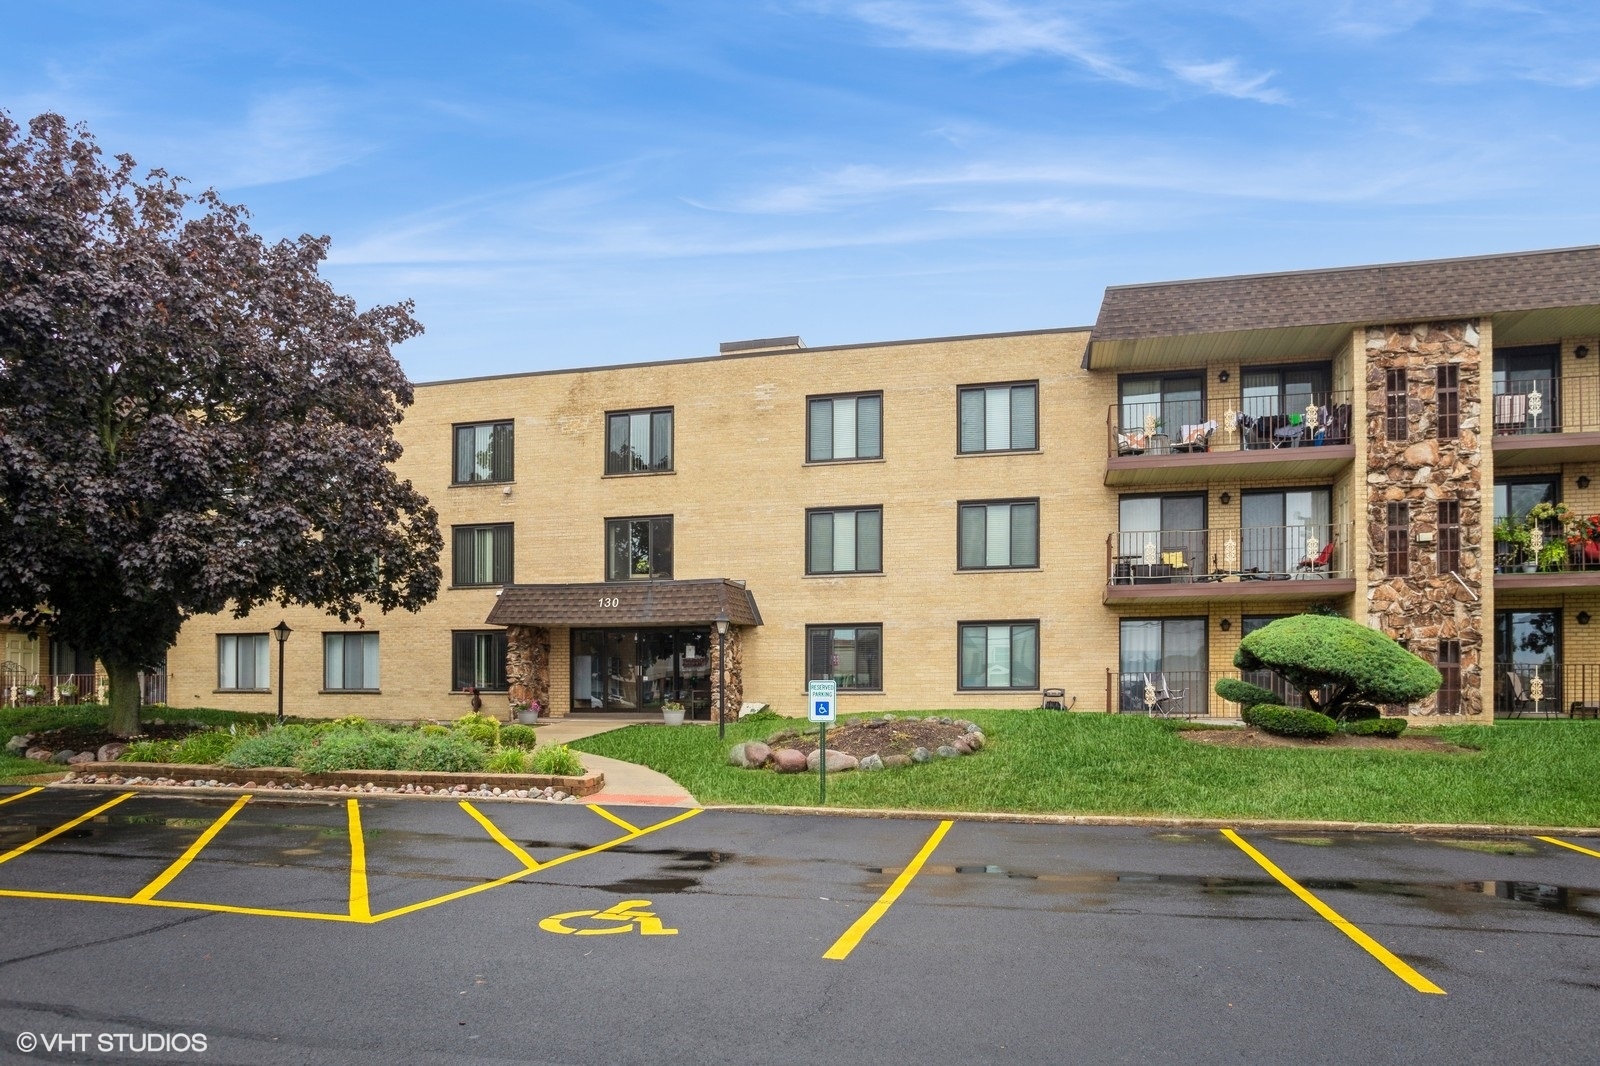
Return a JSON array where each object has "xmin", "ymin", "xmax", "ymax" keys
[{"xmin": 73, "ymin": 762, "xmax": 605, "ymax": 796}]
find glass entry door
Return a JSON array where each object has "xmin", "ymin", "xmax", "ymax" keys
[{"xmin": 571, "ymin": 628, "xmax": 711, "ymax": 714}]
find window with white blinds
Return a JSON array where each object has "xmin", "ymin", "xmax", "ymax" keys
[
  {"xmin": 958, "ymin": 383, "xmax": 1037, "ymax": 453},
  {"xmin": 324, "ymin": 633, "xmax": 379, "ymax": 691},
  {"xmin": 807, "ymin": 507, "xmax": 883, "ymax": 574},
  {"xmin": 217, "ymin": 634, "xmax": 269, "ymax": 691},
  {"xmin": 452, "ymin": 524, "xmax": 514, "ymax": 586},
  {"xmin": 808, "ymin": 393, "xmax": 883, "ymax": 461},
  {"xmin": 958, "ymin": 500, "xmax": 1039, "ymax": 569}
]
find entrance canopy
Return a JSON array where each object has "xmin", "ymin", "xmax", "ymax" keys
[{"xmin": 485, "ymin": 579, "xmax": 762, "ymax": 629}]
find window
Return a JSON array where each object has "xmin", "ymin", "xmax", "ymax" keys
[
  {"xmin": 1241, "ymin": 488, "xmax": 1331, "ymax": 576},
  {"xmin": 1240, "ymin": 364, "xmax": 1332, "ymax": 422},
  {"xmin": 1385, "ymin": 369, "xmax": 1407, "ymax": 442},
  {"xmin": 1493, "ymin": 344, "xmax": 1559, "ymax": 434},
  {"xmin": 1118, "ymin": 617, "xmax": 1207, "ymax": 712},
  {"xmin": 807, "ymin": 626, "xmax": 883, "ymax": 691},
  {"xmin": 807, "ymin": 507, "xmax": 883, "ymax": 574},
  {"xmin": 1494, "ymin": 476, "xmax": 1557, "ymax": 523},
  {"xmin": 1119, "ymin": 375, "xmax": 1201, "ymax": 440},
  {"xmin": 606, "ymin": 408, "xmax": 673, "ymax": 474},
  {"xmin": 324, "ymin": 633, "xmax": 379, "ymax": 691},
  {"xmin": 1116, "ymin": 494, "xmax": 1204, "ymax": 581},
  {"xmin": 606, "ymin": 516, "xmax": 673, "ymax": 581},
  {"xmin": 1437, "ymin": 500, "xmax": 1460, "ymax": 574},
  {"xmin": 958, "ymin": 500, "xmax": 1039, "ymax": 570},
  {"xmin": 808, "ymin": 393, "xmax": 882, "ymax": 462},
  {"xmin": 959, "ymin": 383, "xmax": 1038, "ymax": 453},
  {"xmin": 1386, "ymin": 501, "xmax": 1409, "ymax": 578},
  {"xmin": 454, "ymin": 421, "xmax": 513, "ymax": 484},
  {"xmin": 453, "ymin": 631, "xmax": 508, "ymax": 692},
  {"xmin": 1436, "ymin": 640, "xmax": 1461, "ymax": 715},
  {"xmin": 452, "ymin": 524, "xmax": 514, "ymax": 586},
  {"xmin": 217, "ymin": 634, "xmax": 269, "ymax": 691},
  {"xmin": 959, "ymin": 622, "xmax": 1039, "ymax": 690},
  {"xmin": 1436, "ymin": 365, "xmax": 1459, "ymax": 438},
  {"xmin": 50, "ymin": 641, "xmax": 95, "ymax": 677}
]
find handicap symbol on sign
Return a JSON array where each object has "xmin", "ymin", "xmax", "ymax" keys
[{"xmin": 539, "ymin": 898, "xmax": 679, "ymax": 936}]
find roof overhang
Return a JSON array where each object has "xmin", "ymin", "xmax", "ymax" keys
[{"xmin": 485, "ymin": 579, "xmax": 763, "ymax": 629}]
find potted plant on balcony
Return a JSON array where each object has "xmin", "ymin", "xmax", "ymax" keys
[{"xmin": 1493, "ymin": 516, "xmax": 1531, "ymax": 573}]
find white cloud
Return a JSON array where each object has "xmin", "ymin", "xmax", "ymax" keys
[
  {"xmin": 193, "ymin": 88, "xmax": 374, "ymax": 189},
  {"xmin": 1167, "ymin": 58, "xmax": 1288, "ymax": 105}
]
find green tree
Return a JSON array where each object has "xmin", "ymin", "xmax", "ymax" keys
[
  {"xmin": 0, "ymin": 113, "xmax": 442, "ymax": 735},
  {"xmin": 1219, "ymin": 615, "xmax": 1440, "ymax": 721}
]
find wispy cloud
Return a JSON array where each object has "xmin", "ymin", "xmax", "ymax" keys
[
  {"xmin": 177, "ymin": 87, "xmax": 374, "ymax": 189},
  {"xmin": 1167, "ymin": 58, "xmax": 1287, "ymax": 104}
]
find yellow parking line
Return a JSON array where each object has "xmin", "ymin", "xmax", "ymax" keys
[
  {"xmin": 0, "ymin": 787, "xmax": 44, "ymax": 807},
  {"xmin": 824, "ymin": 820, "xmax": 952, "ymax": 961},
  {"xmin": 1537, "ymin": 835, "xmax": 1600, "ymax": 859},
  {"xmin": 347, "ymin": 799, "xmax": 370, "ymax": 921},
  {"xmin": 0, "ymin": 887, "xmax": 363, "ymax": 921},
  {"xmin": 460, "ymin": 801, "xmax": 543, "ymax": 870},
  {"xmin": 1222, "ymin": 829, "xmax": 1445, "ymax": 995},
  {"xmin": 0, "ymin": 792, "xmax": 135, "ymax": 866},
  {"xmin": 589, "ymin": 805, "xmax": 641, "ymax": 835},
  {"xmin": 133, "ymin": 794, "xmax": 252, "ymax": 901}
]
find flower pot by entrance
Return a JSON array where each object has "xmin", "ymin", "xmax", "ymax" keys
[{"xmin": 662, "ymin": 702, "xmax": 686, "ymax": 726}]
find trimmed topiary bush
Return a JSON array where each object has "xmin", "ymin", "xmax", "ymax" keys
[
  {"xmin": 486, "ymin": 748, "xmax": 529, "ymax": 774},
  {"xmin": 1242, "ymin": 703, "xmax": 1337, "ymax": 739},
  {"xmin": 1235, "ymin": 615, "xmax": 1441, "ymax": 720},
  {"xmin": 223, "ymin": 725, "xmax": 317, "ymax": 768},
  {"xmin": 1345, "ymin": 717, "xmax": 1407, "ymax": 738},
  {"xmin": 499, "ymin": 724, "xmax": 540, "ymax": 750},
  {"xmin": 398, "ymin": 732, "xmax": 488, "ymax": 773},
  {"xmin": 528, "ymin": 743, "xmax": 584, "ymax": 776},
  {"xmin": 1214, "ymin": 677, "xmax": 1278, "ymax": 709}
]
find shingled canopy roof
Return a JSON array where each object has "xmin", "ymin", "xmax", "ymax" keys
[
  {"xmin": 1086, "ymin": 245, "xmax": 1600, "ymax": 370},
  {"xmin": 485, "ymin": 579, "xmax": 762, "ymax": 629}
]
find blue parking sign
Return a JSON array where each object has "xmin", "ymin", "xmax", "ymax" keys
[{"xmin": 808, "ymin": 680, "xmax": 837, "ymax": 722}]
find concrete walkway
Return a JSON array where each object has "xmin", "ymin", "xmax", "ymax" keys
[{"xmin": 535, "ymin": 715, "xmax": 698, "ymax": 808}]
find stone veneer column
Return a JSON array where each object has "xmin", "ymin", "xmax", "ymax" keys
[
  {"xmin": 708, "ymin": 626, "xmax": 745, "ymax": 723},
  {"xmin": 1364, "ymin": 321, "xmax": 1484, "ymax": 717},
  {"xmin": 504, "ymin": 625, "xmax": 550, "ymax": 717}
]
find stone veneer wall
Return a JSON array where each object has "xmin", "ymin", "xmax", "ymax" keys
[
  {"xmin": 1364, "ymin": 321, "xmax": 1484, "ymax": 716},
  {"xmin": 505, "ymin": 625, "xmax": 551, "ymax": 716},
  {"xmin": 708, "ymin": 626, "xmax": 745, "ymax": 722}
]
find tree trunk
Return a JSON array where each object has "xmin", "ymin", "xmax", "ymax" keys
[{"xmin": 105, "ymin": 660, "xmax": 143, "ymax": 737}]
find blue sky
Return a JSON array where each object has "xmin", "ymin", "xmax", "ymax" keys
[{"xmin": 6, "ymin": 1, "xmax": 1599, "ymax": 381}]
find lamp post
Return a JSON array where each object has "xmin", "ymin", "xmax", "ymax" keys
[
  {"xmin": 713, "ymin": 611, "xmax": 730, "ymax": 739},
  {"xmin": 271, "ymin": 621, "xmax": 292, "ymax": 725}
]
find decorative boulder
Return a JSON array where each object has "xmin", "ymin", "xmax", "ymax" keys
[
  {"xmin": 5, "ymin": 734, "xmax": 32, "ymax": 753},
  {"xmin": 67, "ymin": 752, "xmax": 96, "ymax": 764},
  {"xmin": 25, "ymin": 747, "xmax": 51, "ymax": 761},
  {"xmin": 910, "ymin": 747, "xmax": 931, "ymax": 764},
  {"xmin": 859, "ymin": 753, "xmax": 885, "ymax": 772},
  {"xmin": 50, "ymin": 750, "xmax": 76, "ymax": 764},
  {"xmin": 883, "ymin": 754, "xmax": 913, "ymax": 768},
  {"xmin": 97, "ymin": 742, "xmax": 127, "ymax": 763},
  {"xmin": 806, "ymin": 749, "xmax": 859, "ymax": 773},
  {"xmin": 771, "ymin": 748, "xmax": 808, "ymax": 773},
  {"xmin": 727, "ymin": 741, "xmax": 772, "ymax": 769},
  {"xmin": 952, "ymin": 736, "xmax": 973, "ymax": 754},
  {"xmin": 964, "ymin": 731, "xmax": 985, "ymax": 750},
  {"xmin": 935, "ymin": 745, "xmax": 961, "ymax": 759}
]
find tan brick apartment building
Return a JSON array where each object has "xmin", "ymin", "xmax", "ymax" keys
[{"xmin": 33, "ymin": 245, "xmax": 1600, "ymax": 723}]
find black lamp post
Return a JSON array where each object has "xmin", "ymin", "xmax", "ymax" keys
[
  {"xmin": 713, "ymin": 611, "xmax": 730, "ymax": 739},
  {"xmin": 271, "ymin": 620, "xmax": 292, "ymax": 725}
]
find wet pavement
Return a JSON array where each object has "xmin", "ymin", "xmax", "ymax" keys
[{"xmin": 0, "ymin": 787, "xmax": 1595, "ymax": 1063}]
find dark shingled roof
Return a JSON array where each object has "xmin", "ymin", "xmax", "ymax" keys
[
  {"xmin": 485, "ymin": 579, "xmax": 763, "ymax": 628},
  {"xmin": 1091, "ymin": 245, "xmax": 1600, "ymax": 343}
]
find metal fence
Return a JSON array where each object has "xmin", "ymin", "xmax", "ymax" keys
[
  {"xmin": 1495, "ymin": 662, "xmax": 1600, "ymax": 718},
  {"xmin": 0, "ymin": 671, "xmax": 167, "ymax": 708},
  {"xmin": 1106, "ymin": 523, "xmax": 1351, "ymax": 584},
  {"xmin": 1107, "ymin": 391, "xmax": 1354, "ymax": 458},
  {"xmin": 1106, "ymin": 669, "xmax": 1329, "ymax": 719}
]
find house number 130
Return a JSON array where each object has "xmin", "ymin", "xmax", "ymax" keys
[{"xmin": 598, "ymin": 596, "xmax": 620, "ymax": 608}]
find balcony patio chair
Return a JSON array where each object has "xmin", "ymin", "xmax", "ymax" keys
[
  {"xmin": 1171, "ymin": 421, "xmax": 1217, "ymax": 453},
  {"xmin": 1116, "ymin": 431, "xmax": 1146, "ymax": 456},
  {"xmin": 1504, "ymin": 671, "xmax": 1532, "ymax": 717},
  {"xmin": 1144, "ymin": 673, "xmax": 1187, "ymax": 717},
  {"xmin": 1294, "ymin": 540, "xmax": 1335, "ymax": 578}
]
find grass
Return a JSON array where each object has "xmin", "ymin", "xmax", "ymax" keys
[
  {"xmin": 568, "ymin": 711, "xmax": 1600, "ymax": 827},
  {"xmin": 0, "ymin": 705, "xmax": 280, "ymax": 781}
]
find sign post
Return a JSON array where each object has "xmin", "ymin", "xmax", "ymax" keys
[{"xmin": 808, "ymin": 680, "xmax": 837, "ymax": 805}]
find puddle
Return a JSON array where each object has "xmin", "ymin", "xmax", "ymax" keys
[
  {"xmin": 1433, "ymin": 839, "xmax": 1540, "ymax": 856},
  {"xmin": 1272, "ymin": 836, "xmax": 1336, "ymax": 847}
]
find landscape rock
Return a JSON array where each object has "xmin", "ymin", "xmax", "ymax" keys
[
  {"xmin": 67, "ymin": 752, "xmax": 96, "ymax": 764},
  {"xmin": 771, "ymin": 748, "xmax": 808, "ymax": 773},
  {"xmin": 911, "ymin": 747, "xmax": 931, "ymax": 764},
  {"xmin": 5, "ymin": 734, "xmax": 33, "ymax": 753},
  {"xmin": 51, "ymin": 749, "xmax": 76, "ymax": 764},
  {"xmin": 964, "ymin": 731, "xmax": 985, "ymax": 750},
  {"xmin": 935, "ymin": 745, "xmax": 961, "ymax": 759},
  {"xmin": 882, "ymin": 754, "xmax": 912, "ymax": 768},
  {"xmin": 806, "ymin": 749, "xmax": 859, "ymax": 773},
  {"xmin": 97, "ymin": 742, "xmax": 127, "ymax": 762},
  {"xmin": 25, "ymin": 747, "xmax": 51, "ymax": 761},
  {"xmin": 727, "ymin": 741, "xmax": 772, "ymax": 769},
  {"xmin": 952, "ymin": 737, "xmax": 973, "ymax": 754},
  {"xmin": 859, "ymin": 754, "xmax": 885, "ymax": 772}
]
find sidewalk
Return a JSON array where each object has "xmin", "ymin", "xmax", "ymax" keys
[{"xmin": 536, "ymin": 715, "xmax": 698, "ymax": 808}]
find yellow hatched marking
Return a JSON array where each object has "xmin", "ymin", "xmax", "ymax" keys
[
  {"xmin": 0, "ymin": 787, "xmax": 44, "ymax": 807},
  {"xmin": 460, "ymin": 802, "xmax": 543, "ymax": 869},
  {"xmin": 1223, "ymin": 829, "xmax": 1445, "ymax": 995},
  {"xmin": 824, "ymin": 820, "xmax": 952, "ymax": 961},
  {"xmin": 1537, "ymin": 835, "xmax": 1600, "ymax": 859},
  {"xmin": 347, "ymin": 799, "xmax": 370, "ymax": 921},
  {"xmin": 0, "ymin": 792, "xmax": 135, "ymax": 866},
  {"xmin": 133, "ymin": 794, "xmax": 252, "ymax": 901},
  {"xmin": 588, "ymin": 805, "xmax": 641, "ymax": 835}
]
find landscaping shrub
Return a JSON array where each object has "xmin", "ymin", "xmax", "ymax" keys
[
  {"xmin": 222, "ymin": 725, "xmax": 317, "ymax": 768},
  {"xmin": 529, "ymin": 743, "xmax": 584, "ymax": 776},
  {"xmin": 418, "ymin": 724, "xmax": 450, "ymax": 737},
  {"xmin": 486, "ymin": 748, "xmax": 529, "ymax": 774},
  {"xmin": 451, "ymin": 712, "xmax": 500, "ymax": 748},
  {"xmin": 398, "ymin": 732, "xmax": 488, "ymax": 773},
  {"xmin": 1345, "ymin": 717, "xmax": 1407, "ymax": 738},
  {"xmin": 170, "ymin": 731, "xmax": 240, "ymax": 764},
  {"xmin": 1236, "ymin": 615, "xmax": 1440, "ymax": 718},
  {"xmin": 1342, "ymin": 703, "xmax": 1382, "ymax": 722},
  {"xmin": 738, "ymin": 708, "xmax": 783, "ymax": 723},
  {"xmin": 294, "ymin": 730, "xmax": 408, "ymax": 773},
  {"xmin": 1214, "ymin": 677, "xmax": 1278, "ymax": 709},
  {"xmin": 121, "ymin": 738, "xmax": 179, "ymax": 762},
  {"xmin": 1242, "ymin": 703, "xmax": 1336, "ymax": 739},
  {"xmin": 499, "ymin": 724, "xmax": 540, "ymax": 750}
]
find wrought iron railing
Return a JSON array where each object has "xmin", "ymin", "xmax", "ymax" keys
[
  {"xmin": 1493, "ymin": 535, "xmax": 1600, "ymax": 575},
  {"xmin": 1495, "ymin": 662, "xmax": 1600, "ymax": 718},
  {"xmin": 1491, "ymin": 377, "xmax": 1600, "ymax": 437},
  {"xmin": 0, "ymin": 671, "xmax": 166, "ymax": 707},
  {"xmin": 1106, "ymin": 669, "xmax": 1334, "ymax": 718},
  {"xmin": 1106, "ymin": 523, "xmax": 1352, "ymax": 585},
  {"xmin": 1106, "ymin": 391, "xmax": 1354, "ymax": 459}
]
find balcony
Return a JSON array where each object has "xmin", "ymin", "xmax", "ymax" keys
[
  {"xmin": 1103, "ymin": 524, "xmax": 1356, "ymax": 605},
  {"xmin": 1496, "ymin": 662, "xmax": 1600, "ymax": 718},
  {"xmin": 1493, "ymin": 534, "xmax": 1600, "ymax": 590},
  {"xmin": 1105, "ymin": 392, "xmax": 1355, "ymax": 486},
  {"xmin": 1104, "ymin": 669, "xmax": 1327, "ymax": 719},
  {"xmin": 1492, "ymin": 377, "xmax": 1600, "ymax": 468}
]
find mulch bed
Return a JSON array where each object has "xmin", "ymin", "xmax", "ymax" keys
[
  {"xmin": 11, "ymin": 722, "xmax": 204, "ymax": 752},
  {"xmin": 1181, "ymin": 727, "xmax": 1474, "ymax": 754},
  {"xmin": 775, "ymin": 719, "xmax": 971, "ymax": 760}
]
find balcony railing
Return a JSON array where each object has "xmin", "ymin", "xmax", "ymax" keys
[
  {"xmin": 1107, "ymin": 391, "xmax": 1354, "ymax": 460},
  {"xmin": 1495, "ymin": 662, "xmax": 1600, "ymax": 718},
  {"xmin": 1493, "ymin": 537, "xmax": 1600, "ymax": 576},
  {"xmin": 1105, "ymin": 523, "xmax": 1352, "ymax": 585},
  {"xmin": 1492, "ymin": 377, "xmax": 1600, "ymax": 437},
  {"xmin": 1106, "ymin": 669, "xmax": 1343, "ymax": 719},
  {"xmin": 0, "ymin": 671, "xmax": 167, "ymax": 707}
]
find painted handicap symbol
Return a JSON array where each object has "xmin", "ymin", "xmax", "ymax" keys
[{"xmin": 539, "ymin": 898, "xmax": 679, "ymax": 936}]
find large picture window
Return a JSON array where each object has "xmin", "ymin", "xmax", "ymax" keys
[
  {"xmin": 959, "ymin": 622, "xmax": 1038, "ymax": 690},
  {"xmin": 1118, "ymin": 617, "xmax": 1207, "ymax": 713},
  {"xmin": 606, "ymin": 516, "xmax": 673, "ymax": 581},
  {"xmin": 1119, "ymin": 374, "xmax": 1201, "ymax": 440},
  {"xmin": 958, "ymin": 500, "xmax": 1039, "ymax": 570},
  {"xmin": 959, "ymin": 383, "xmax": 1037, "ymax": 453},
  {"xmin": 807, "ymin": 507, "xmax": 883, "ymax": 574},
  {"xmin": 806, "ymin": 626, "xmax": 883, "ymax": 691},
  {"xmin": 454, "ymin": 421, "xmax": 513, "ymax": 484},
  {"xmin": 808, "ymin": 393, "xmax": 882, "ymax": 462},
  {"xmin": 606, "ymin": 409, "xmax": 674, "ymax": 474},
  {"xmin": 324, "ymin": 633, "xmax": 379, "ymax": 692},
  {"xmin": 453, "ymin": 631, "xmax": 508, "ymax": 692},
  {"xmin": 217, "ymin": 634, "xmax": 269, "ymax": 691},
  {"xmin": 453, "ymin": 524, "xmax": 514, "ymax": 586},
  {"xmin": 1240, "ymin": 488, "xmax": 1331, "ymax": 577}
]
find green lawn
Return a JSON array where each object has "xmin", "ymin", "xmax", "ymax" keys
[
  {"xmin": 569, "ymin": 711, "xmax": 1600, "ymax": 827},
  {"xmin": 0, "ymin": 705, "xmax": 280, "ymax": 781}
]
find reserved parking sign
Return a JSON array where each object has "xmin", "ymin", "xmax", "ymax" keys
[{"xmin": 808, "ymin": 680, "xmax": 837, "ymax": 723}]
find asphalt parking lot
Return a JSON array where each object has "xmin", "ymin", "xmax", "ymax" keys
[{"xmin": 0, "ymin": 786, "xmax": 1595, "ymax": 1064}]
